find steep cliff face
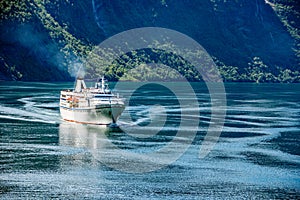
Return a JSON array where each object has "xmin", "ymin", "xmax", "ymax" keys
[
  {"xmin": 0, "ymin": 0, "xmax": 298, "ymax": 81},
  {"xmin": 92, "ymin": 0, "xmax": 296, "ymax": 69}
]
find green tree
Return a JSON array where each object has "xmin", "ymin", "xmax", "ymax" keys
[{"xmin": 245, "ymin": 57, "xmax": 277, "ymax": 83}]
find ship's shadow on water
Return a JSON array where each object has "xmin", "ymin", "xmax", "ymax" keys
[
  {"xmin": 58, "ymin": 121, "xmax": 185, "ymax": 173},
  {"xmin": 59, "ymin": 122, "xmax": 112, "ymax": 147}
]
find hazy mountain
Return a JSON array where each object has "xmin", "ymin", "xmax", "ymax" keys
[{"xmin": 0, "ymin": 0, "xmax": 299, "ymax": 82}]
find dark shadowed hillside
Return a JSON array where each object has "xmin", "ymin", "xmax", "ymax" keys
[{"xmin": 0, "ymin": 0, "xmax": 299, "ymax": 82}]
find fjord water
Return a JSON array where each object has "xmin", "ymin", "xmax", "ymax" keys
[{"xmin": 0, "ymin": 82, "xmax": 299, "ymax": 199}]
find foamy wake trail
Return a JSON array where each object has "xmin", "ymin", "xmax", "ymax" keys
[
  {"xmin": 0, "ymin": 115, "xmax": 57, "ymax": 124},
  {"xmin": 118, "ymin": 105, "xmax": 167, "ymax": 126},
  {"xmin": 0, "ymin": 96, "xmax": 60, "ymax": 124}
]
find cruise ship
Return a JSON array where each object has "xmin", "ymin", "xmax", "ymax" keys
[{"xmin": 60, "ymin": 77, "xmax": 125, "ymax": 125}]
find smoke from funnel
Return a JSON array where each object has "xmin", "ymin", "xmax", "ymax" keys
[
  {"xmin": 77, "ymin": 64, "xmax": 85, "ymax": 79},
  {"xmin": 68, "ymin": 61, "xmax": 85, "ymax": 78}
]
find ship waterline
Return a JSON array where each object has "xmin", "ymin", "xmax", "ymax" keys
[{"xmin": 60, "ymin": 105, "xmax": 125, "ymax": 125}]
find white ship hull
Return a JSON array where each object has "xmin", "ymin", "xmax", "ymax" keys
[{"xmin": 60, "ymin": 105, "xmax": 125, "ymax": 125}]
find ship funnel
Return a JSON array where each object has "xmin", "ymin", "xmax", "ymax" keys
[{"xmin": 75, "ymin": 78, "xmax": 87, "ymax": 92}]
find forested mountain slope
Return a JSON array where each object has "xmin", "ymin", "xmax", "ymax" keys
[{"xmin": 0, "ymin": 0, "xmax": 299, "ymax": 82}]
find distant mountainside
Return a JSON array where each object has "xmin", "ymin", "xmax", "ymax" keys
[{"xmin": 0, "ymin": 0, "xmax": 299, "ymax": 82}]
